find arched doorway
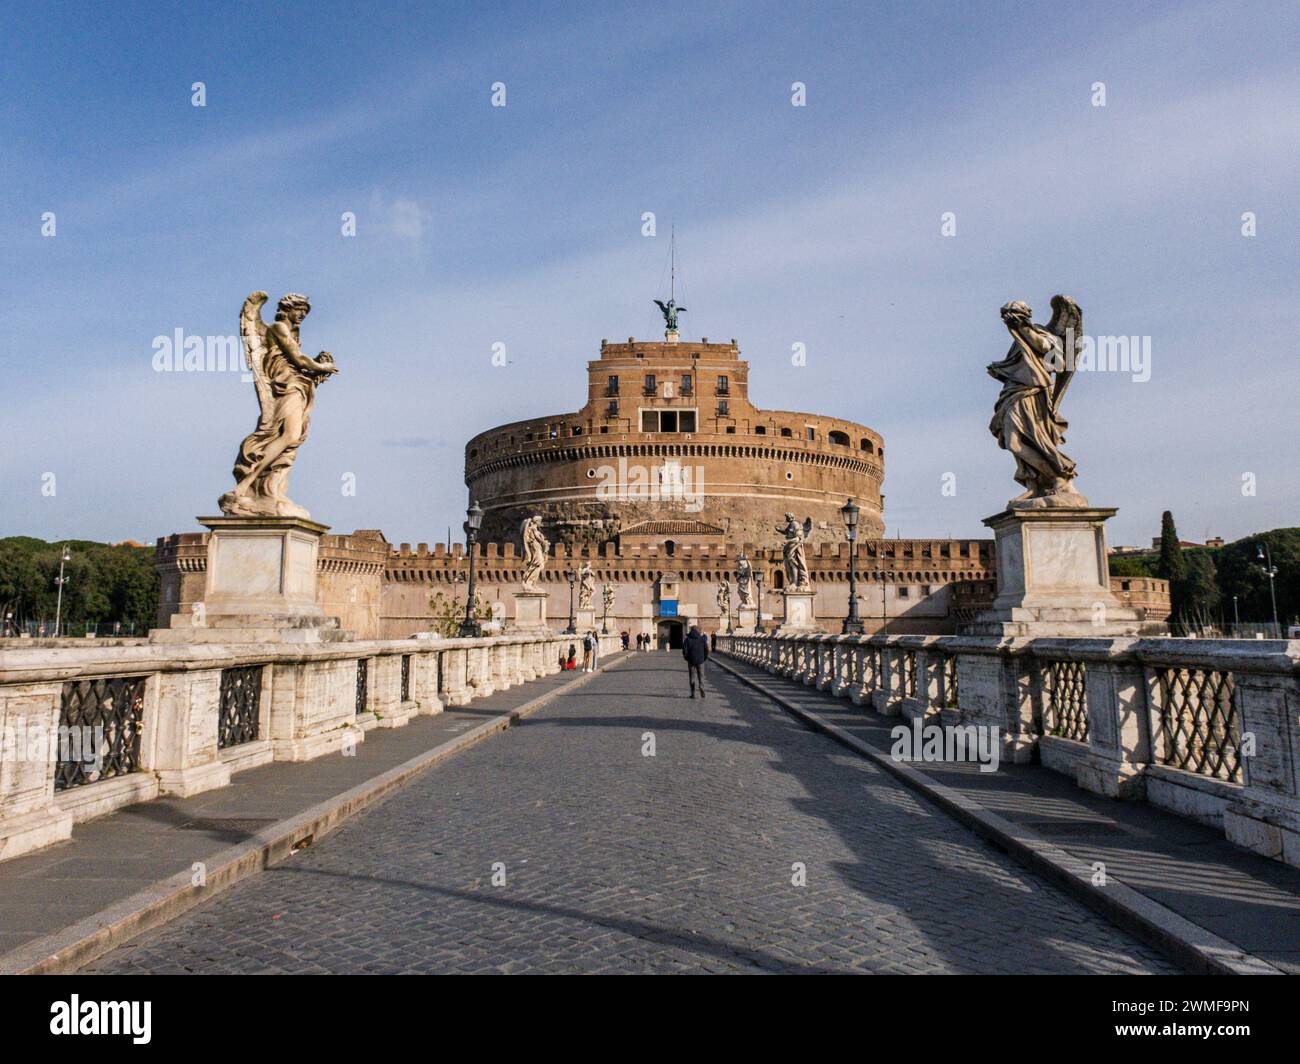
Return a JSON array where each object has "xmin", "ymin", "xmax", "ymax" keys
[{"xmin": 656, "ymin": 618, "xmax": 684, "ymax": 649}]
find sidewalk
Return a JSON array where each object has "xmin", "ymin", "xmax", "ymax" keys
[
  {"xmin": 715, "ymin": 655, "xmax": 1300, "ymax": 975},
  {"xmin": 0, "ymin": 654, "xmax": 627, "ymax": 974}
]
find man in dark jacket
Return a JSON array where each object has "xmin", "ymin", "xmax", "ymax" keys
[{"xmin": 682, "ymin": 625, "xmax": 709, "ymax": 698}]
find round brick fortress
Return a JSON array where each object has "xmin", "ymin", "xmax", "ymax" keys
[{"xmin": 465, "ymin": 337, "xmax": 884, "ymax": 547}]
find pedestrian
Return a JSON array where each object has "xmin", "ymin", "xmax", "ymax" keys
[
  {"xmin": 621, "ymin": 630, "xmax": 630, "ymax": 651},
  {"xmin": 565, "ymin": 644, "xmax": 577, "ymax": 670},
  {"xmin": 710, "ymin": 630, "xmax": 717, "ymax": 652},
  {"xmin": 583, "ymin": 630, "xmax": 598, "ymax": 672},
  {"xmin": 682, "ymin": 623, "xmax": 709, "ymax": 698}
]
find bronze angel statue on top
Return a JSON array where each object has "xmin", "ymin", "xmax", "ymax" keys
[
  {"xmin": 219, "ymin": 291, "xmax": 338, "ymax": 519},
  {"xmin": 653, "ymin": 298, "xmax": 686, "ymax": 333},
  {"xmin": 988, "ymin": 295, "xmax": 1086, "ymax": 508}
]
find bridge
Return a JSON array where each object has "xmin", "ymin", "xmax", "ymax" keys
[{"xmin": 3, "ymin": 636, "xmax": 1297, "ymax": 975}]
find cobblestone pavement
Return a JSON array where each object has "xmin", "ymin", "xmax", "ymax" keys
[{"xmin": 89, "ymin": 655, "xmax": 1177, "ymax": 973}]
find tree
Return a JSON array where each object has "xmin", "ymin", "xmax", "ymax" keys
[
  {"xmin": 1180, "ymin": 551, "xmax": 1221, "ymax": 630},
  {"xmin": 1156, "ymin": 511, "xmax": 1189, "ymax": 625}
]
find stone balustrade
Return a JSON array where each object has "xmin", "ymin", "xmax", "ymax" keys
[
  {"xmin": 718, "ymin": 632, "xmax": 1300, "ymax": 869},
  {"xmin": 0, "ymin": 631, "xmax": 621, "ymax": 862}
]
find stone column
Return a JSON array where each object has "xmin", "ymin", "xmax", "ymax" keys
[{"xmin": 0, "ymin": 681, "xmax": 74, "ymax": 860}]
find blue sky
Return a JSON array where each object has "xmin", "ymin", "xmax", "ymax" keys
[{"xmin": 1, "ymin": 0, "xmax": 1296, "ymax": 548}]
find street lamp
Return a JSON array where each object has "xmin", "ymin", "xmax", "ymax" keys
[
  {"xmin": 54, "ymin": 545, "xmax": 71, "ymax": 637},
  {"xmin": 841, "ymin": 498, "xmax": 864, "ymax": 635},
  {"xmin": 601, "ymin": 583, "xmax": 610, "ymax": 635},
  {"xmin": 1257, "ymin": 542, "xmax": 1280, "ymax": 636},
  {"xmin": 754, "ymin": 569, "xmax": 765, "ymax": 635},
  {"xmin": 458, "ymin": 501, "xmax": 484, "ymax": 637},
  {"xmin": 564, "ymin": 567, "xmax": 577, "ymax": 634}
]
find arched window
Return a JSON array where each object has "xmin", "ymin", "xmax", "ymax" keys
[
  {"xmin": 860, "ymin": 438, "xmax": 873, "ymax": 453},
  {"xmin": 773, "ymin": 570, "xmax": 785, "ymax": 590},
  {"xmin": 779, "ymin": 427, "xmax": 793, "ymax": 438},
  {"xmin": 664, "ymin": 540, "xmax": 676, "ymax": 557},
  {"xmin": 829, "ymin": 430, "xmax": 850, "ymax": 446}
]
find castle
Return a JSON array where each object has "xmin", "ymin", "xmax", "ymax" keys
[{"xmin": 156, "ymin": 329, "xmax": 1169, "ymax": 644}]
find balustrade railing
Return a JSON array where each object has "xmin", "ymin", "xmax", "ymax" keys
[
  {"xmin": 715, "ymin": 631, "xmax": 1300, "ymax": 870},
  {"xmin": 0, "ymin": 630, "xmax": 621, "ymax": 864}
]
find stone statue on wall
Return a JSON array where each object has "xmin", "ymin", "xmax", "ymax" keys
[
  {"xmin": 777, "ymin": 514, "xmax": 813, "ymax": 590},
  {"xmin": 219, "ymin": 291, "xmax": 338, "ymax": 519},
  {"xmin": 716, "ymin": 578, "xmax": 731, "ymax": 615},
  {"xmin": 520, "ymin": 515, "xmax": 549, "ymax": 591},
  {"xmin": 988, "ymin": 295, "xmax": 1087, "ymax": 508},
  {"xmin": 735, "ymin": 553, "xmax": 754, "ymax": 607},
  {"xmin": 578, "ymin": 561, "xmax": 595, "ymax": 610}
]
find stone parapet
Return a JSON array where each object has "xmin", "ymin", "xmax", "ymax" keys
[{"xmin": 718, "ymin": 632, "xmax": 1300, "ymax": 870}]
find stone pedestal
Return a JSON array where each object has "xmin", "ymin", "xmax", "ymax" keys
[
  {"xmin": 152, "ymin": 515, "xmax": 346, "ymax": 643},
  {"xmin": 512, "ymin": 590, "xmax": 549, "ymax": 633},
  {"xmin": 973, "ymin": 506, "xmax": 1140, "ymax": 637},
  {"xmin": 775, "ymin": 588, "xmax": 819, "ymax": 634},
  {"xmin": 575, "ymin": 607, "xmax": 597, "ymax": 633},
  {"xmin": 735, "ymin": 605, "xmax": 758, "ymax": 633}
]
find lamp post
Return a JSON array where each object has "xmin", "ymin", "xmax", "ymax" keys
[
  {"xmin": 841, "ymin": 498, "xmax": 864, "ymax": 635},
  {"xmin": 754, "ymin": 570, "xmax": 765, "ymax": 635},
  {"xmin": 458, "ymin": 501, "xmax": 484, "ymax": 637},
  {"xmin": 601, "ymin": 583, "xmax": 610, "ymax": 635},
  {"xmin": 564, "ymin": 568, "xmax": 577, "ymax": 634},
  {"xmin": 54, "ymin": 545, "xmax": 71, "ymax": 637},
  {"xmin": 1232, "ymin": 595, "xmax": 1239, "ymax": 633},
  {"xmin": 1257, "ymin": 542, "xmax": 1280, "ymax": 636}
]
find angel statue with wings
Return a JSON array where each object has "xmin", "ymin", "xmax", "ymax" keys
[
  {"xmin": 777, "ymin": 514, "xmax": 813, "ymax": 590},
  {"xmin": 520, "ymin": 515, "xmax": 549, "ymax": 591},
  {"xmin": 988, "ymin": 295, "xmax": 1086, "ymax": 508},
  {"xmin": 653, "ymin": 297, "xmax": 686, "ymax": 333},
  {"xmin": 734, "ymin": 552, "xmax": 754, "ymax": 608},
  {"xmin": 219, "ymin": 291, "xmax": 338, "ymax": 519}
]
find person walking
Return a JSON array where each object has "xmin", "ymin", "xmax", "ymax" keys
[
  {"xmin": 583, "ymin": 630, "xmax": 599, "ymax": 672},
  {"xmin": 683, "ymin": 624, "xmax": 709, "ymax": 698}
]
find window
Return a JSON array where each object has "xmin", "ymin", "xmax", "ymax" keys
[
  {"xmin": 806, "ymin": 427, "xmax": 816, "ymax": 441},
  {"xmin": 725, "ymin": 426, "xmax": 736, "ymax": 434},
  {"xmin": 780, "ymin": 427, "xmax": 792, "ymax": 438},
  {"xmin": 607, "ymin": 375, "xmax": 619, "ymax": 395},
  {"xmin": 898, "ymin": 586, "xmax": 910, "ymax": 599},
  {"xmin": 607, "ymin": 400, "xmax": 618, "ymax": 416},
  {"xmin": 640, "ymin": 409, "xmax": 697, "ymax": 433},
  {"xmin": 643, "ymin": 374, "xmax": 657, "ymax": 395},
  {"xmin": 571, "ymin": 425, "xmax": 582, "ymax": 436},
  {"xmin": 920, "ymin": 585, "xmax": 931, "ymax": 597},
  {"xmin": 829, "ymin": 430, "xmax": 850, "ymax": 446},
  {"xmin": 717, "ymin": 399, "xmax": 729, "ymax": 416},
  {"xmin": 716, "ymin": 375, "xmax": 729, "ymax": 394},
  {"xmin": 860, "ymin": 438, "xmax": 873, "ymax": 453},
  {"xmin": 755, "ymin": 425, "xmax": 767, "ymax": 435},
  {"xmin": 664, "ymin": 540, "xmax": 676, "ymax": 557},
  {"xmin": 681, "ymin": 373, "xmax": 693, "ymax": 395}
]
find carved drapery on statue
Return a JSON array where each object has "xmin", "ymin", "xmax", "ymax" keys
[
  {"xmin": 988, "ymin": 295, "xmax": 1087, "ymax": 509},
  {"xmin": 520, "ymin": 515, "xmax": 549, "ymax": 591},
  {"xmin": 778, "ymin": 514, "xmax": 813, "ymax": 590},
  {"xmin": 734, "ymin": 553, "xmax": 754, "ymax": 607},
  {"xmin": 219, "ymin": 291, "xmax": 338, "ymax": 519},
  {"xmin": 577, "ymin": 562, "xmax": 595, "ymax": 610}
]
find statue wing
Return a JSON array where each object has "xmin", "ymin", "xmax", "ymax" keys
[
  {"xmin": 240, "ymin": 291, "xmax": 274, "ymax": 425},
  {"xmin": 653, "ymin": 299, "xmax": 668, "ymax": 314},
  {"xmin": 1046, "ymin": 295, "xmax": 1082, "ymax": 413}
]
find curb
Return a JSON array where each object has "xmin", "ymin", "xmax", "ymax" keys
[
  {"xmin": 713, "ymin": 654, "xmax": 1283, "ymax": 977},
  {"xmin": 1, "ymin": 655, "xmax": 629, "ymax": 976}
]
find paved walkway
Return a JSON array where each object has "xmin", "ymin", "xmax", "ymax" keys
[
  {"xmin": 714, "ymin": 654, "xmax": 1300, "ymax": 974},
  {"xmin": 0, "ymin": 660, "xmax": 605, "ymax": 966},
  {"xmin": 85, "ymin": 654, "xmax": 1175, "ymax": 973}
]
